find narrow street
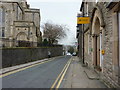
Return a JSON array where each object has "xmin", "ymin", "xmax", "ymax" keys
[
  {"xmin": 2, "ymin": 56, "xmax": 71, "ymax": 88},
  {"xmin": 0, "ymin": 0, "xmax": 120, "ymax": 88},
  {"xmin": 1, "ymin": 56, "xmax": 107, "ymax": 88}
]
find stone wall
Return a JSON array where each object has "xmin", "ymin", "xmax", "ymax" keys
[
  {"xmin": 82, "ymin": 2, "xmax": 120, "ymax": 88},
  {"xmin": 84, "ymin": 30, "xmax": 93, "ymax": 67},
  {"xmin": 99, "ymin": 3, "xmax": 113, "ymax": 87},
  {"xmin": 97, "ymin": 2, "xmax": 119, "ymax": 88},
  {"xmin": 1, "ymin": 46, "xmax": 63, "ymax": 68}
]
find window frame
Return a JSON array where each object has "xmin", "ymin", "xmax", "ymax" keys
[
  {"xmin": 33, "ymin": 13, "xmax": 34, "ymax": 21},
  {"xmin": 88, "ymin": 33, "xmax": 90, "ymax": 54},
  {"xmin": 2, "ymin": 28, "xmax": 5, "ymax": 37},
  {"xmin": 0, "ymin": 7, "xmax": 5, "ymax": 38},
  {"xmin": 16, "ymin": 5, "xmax": 18, "ymax": 20},
  {"xmin": 0, "ymin": 8, "xmax": 2, "ymax": 37}
]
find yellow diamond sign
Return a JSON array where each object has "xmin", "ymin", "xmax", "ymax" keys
[{"xmin": 77, "ymin": 17, "xmax": 90, "ymax": 24}]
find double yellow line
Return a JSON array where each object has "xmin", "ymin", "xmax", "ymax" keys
[
  {"xmin": 0, "ymin": 58, "xmax": 56, "ymax": 78},
  {"xmin": 51, "ymin": 57, "xmax": 72, "ymax": 89}
]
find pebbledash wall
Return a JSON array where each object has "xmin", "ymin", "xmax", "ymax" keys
[{"xmin": 1, "ymin": 46, "xmax": 63, "ymax": 68}]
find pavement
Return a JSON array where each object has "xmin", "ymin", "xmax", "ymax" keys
[{"xmin": 63, "ymin": 56, "xmax": 107, "ymax": 88}]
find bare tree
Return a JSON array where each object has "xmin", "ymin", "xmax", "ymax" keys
[{"xmin": 42, "ymin": 21, "xmax": 69, "ymax": 44}]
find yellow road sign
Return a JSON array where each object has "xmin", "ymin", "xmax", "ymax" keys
[
  {"xmin": 77, "ymin": 17, "xmax": 90, "ymax": 24},
  {"xmin": 101, "ymin": 50, "xmax": 105, "ymax": 55}
]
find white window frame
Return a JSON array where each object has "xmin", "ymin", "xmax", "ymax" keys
[
  {"xmin": 86, "ymin": 3, "xmax": 88, "ymax": 16},
  {"xmin": 85, "ymin": 3, "xmax": 89, "ymax": 16},
  {"xmin": 88, "ymin": 34, "xmax": 89, "ymax": 54},
  {"xmin": 96, "ymin": 0, "xmax": 98, "ymax": 3},
  {"xmin": 100, "ymin": 33, "xmax": 103, "ymax": 67}
]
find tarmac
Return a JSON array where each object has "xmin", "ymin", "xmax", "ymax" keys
[
  {"xmin": 0, "ymin": 57, "xmax": 57, "ymax": 75},
  {"xmin": 0, "ymin": 56, "xmax": 108, "ymax": 88},
  {"xmin": 63, "ymin": 56, "xmax": 107, "ymax": 88}
]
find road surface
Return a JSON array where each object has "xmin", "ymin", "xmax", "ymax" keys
[{"xmin": 1, "ymin": 56, "xmax": 72, "ymax": 88}]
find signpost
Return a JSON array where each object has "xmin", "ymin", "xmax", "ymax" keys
[
  {"xmin": 77, "ymin": 17, "xmax": 90, "ymax": 24},
  {"xmin": 77, "ymin": 16, "xmax": 90, "ymax": 64}
]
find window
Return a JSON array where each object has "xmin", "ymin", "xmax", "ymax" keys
[
  {"xmin": 0, "ymin": 8, "xmax": 2, "ymax": 25},
  {"xmin": 2, "ymin": 8, "xmax": 5, "ymax": 24},
  {"xmin": 85, "ymin": 2, "xmax": 88, "ymax": 16},
  {"xmin": 16, "ymin": 5, "xmax": 23, "ymax": 20},
  {"xmin": 16, "ymin": 5, "xmax": 21, "ymax": 20},
  {"xmin": 0, "ymin": 8, "xmax": 2, "ymax": 37},
  {"xmin": 86, "ymin": 3, "xmax": 88, "ymax": 16},
  {"xmin": 0, "ymin": 7, "xmax": 5, "ymax": 37},
  {"xmin": 16, "ymin": 6, "xmax": 18, "ymax": 20},
  {"xmin": 96, "ymin": 0, "xmax": 98, "ymax": 3},
  {"xmin": 33, "ymin": 13, "xmax": 34, "ymax": 21},
  {"xmin": 0, "ymin": 7, "xmax": 5, "ymax": 25},
  {"xmin": 88, "ymin": 34, "xmax": 90, "ymax": 54},
  {"xmin": 2, "ymin": 28, "xmax": 5, "ymax": 37}
]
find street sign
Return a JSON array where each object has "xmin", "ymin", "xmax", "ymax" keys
[
  {"xmin": 101, "ymin": 50, "xmax": 105, "ymax": 55},
  {"xmin": 77, "ymin": 17, "xmax": 90, "ymax": 24}
]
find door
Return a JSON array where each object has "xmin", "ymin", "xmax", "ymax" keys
[
  {"xmin": 100, "ymin": 33, "xmax": 103, "ymax": 67},
  {"xmin": 97, "ymin": 35, "xmax": 100, "ymax": 67},
  {"xmin": 93, "ymin": 35, "xmax": 100, "ymax": 67},
  {"xmin": 94, "ymin": 36, "xmax": 97, "ymax": 66}
]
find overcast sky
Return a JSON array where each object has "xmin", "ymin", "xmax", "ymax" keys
[{"xmin": 27, "ymin": 0, "xmax": 82, "ymax": 45}]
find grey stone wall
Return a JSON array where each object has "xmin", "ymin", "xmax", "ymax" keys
[
  {"xmin": 1, "ymin": 46, "xmax": 63, "ymax": 68},
  {"xmin": 84, "ymin": 33, "xmax": 93, "ymax": 68},
  {"xmin": 97, "ymin": 2, "xmax": 120, "ymax": 88},
  {"xmin": 82, "ymin": 2, "xmax": 120, "ymax": 88}
]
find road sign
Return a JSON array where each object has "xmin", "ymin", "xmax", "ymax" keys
[
  {"xmin": 101, "ymin": 50, "xmax": 105, "ymax": 55},
  {"xmin": 77, "ymin": 17, "xmax": 90, "ymax": 24}
]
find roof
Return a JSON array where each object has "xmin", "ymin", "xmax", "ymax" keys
[
  {"xmin": 0, "ymin": 0, "xmax": 26, "ymax": 2},
  {"xmin": 106, "ymin": 2, "xmax": 118, "ymax": 9}
]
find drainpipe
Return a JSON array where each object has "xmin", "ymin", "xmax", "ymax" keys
[{"xmin": 83, "ymin": 2, "xmax": 85, "ymax": 64}]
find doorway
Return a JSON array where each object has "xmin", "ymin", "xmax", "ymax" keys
[
  {"xmin": 93, "ymin": 17, "xmax": 101, "ymax": 71},
  {"xmin": 94, "ymin": 35, "xmax": 100, "ymax": 67}
]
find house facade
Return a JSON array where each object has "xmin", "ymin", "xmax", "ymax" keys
[
  {"xmin": 0, "ymin": 0, "xmax": 42, "ymax": 47},
  {"xmin": 77, "ymin": 0, "xmax": 120, "ymax": 87}
]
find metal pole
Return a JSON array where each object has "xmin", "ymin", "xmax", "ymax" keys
[
  {"xmin": 83, "ymin": 24, "xmax": 85, "ymax": 64},
  {"xmin": 83, "ymin": 2, "xmax": 85, "ymax": 64}
]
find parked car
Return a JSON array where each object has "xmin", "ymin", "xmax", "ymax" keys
[
  {"xmin": 72, "ymin": 53, "xmax": 77, "ymax": 56},
  {"xmin": 66, "ymin": 53, "xmax": 72, "ymax": 56}
]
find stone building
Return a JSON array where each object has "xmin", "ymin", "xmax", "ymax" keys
[
  {"xmin": 0, "ymin": 0, "xmax": 42, "ymax": 47},
  {"xmin": 77, "ymin": 0, "xmax": 120, "ymax": 87}
]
